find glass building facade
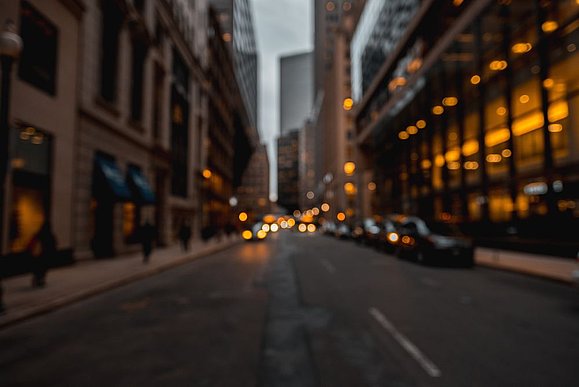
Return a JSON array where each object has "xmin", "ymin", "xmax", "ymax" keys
[{"xmin": 353, "ymin": 0, "xmax": 579, "ymax": 243}]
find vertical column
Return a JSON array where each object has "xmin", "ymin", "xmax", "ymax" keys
[
  {"xmin": 534, "ymin": 0, "xmax": 556, "ymax": 215},
  {"xmin": 474, "ymin": 19, "xmax": 490, "ymax": 220},
  {"xmin": 501, "ymin": 4, "xmax": 518, "ymax": 222}
]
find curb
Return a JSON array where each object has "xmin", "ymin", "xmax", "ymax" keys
[{"xmin": 0, "ymin": 239, "xmax": 242, "ymax": 330}]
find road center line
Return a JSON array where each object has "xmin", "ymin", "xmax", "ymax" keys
[
  {"xmin": 320, "ymin": 259, "xmax": 336, "ymax": 274},
  {"xmin": 369, "ymin": 307, "xmax": 442, "ymax": 378}
]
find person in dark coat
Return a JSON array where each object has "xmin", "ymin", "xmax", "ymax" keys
[
  {"xmin": 140, "ymin": 221, "xmax": 156, "ymax": 263},
  {"xmin": 28, "ymin": 221, "xmax": 56, "ymax": 288},
  {"xmin": 178, "ymin": 221, "xmax": 192, "ymax": 251}
]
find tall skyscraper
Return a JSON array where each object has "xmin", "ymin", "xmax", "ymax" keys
[
  {"xmin": 210, "ymin": 0, "xmax": 259, "ymax": 131},
  {"xmin": 280, "ymin": 51, "xmax": 314, "ymax": 135}
]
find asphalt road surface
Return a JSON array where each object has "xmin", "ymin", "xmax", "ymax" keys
[{"xmin": 1, "ymin": 232, "xmax": 578, "ymax": 387}]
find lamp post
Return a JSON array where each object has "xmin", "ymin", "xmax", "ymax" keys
[{"xmin": 0, "ymin": 19, "xmax": 23, "ymax": 314}]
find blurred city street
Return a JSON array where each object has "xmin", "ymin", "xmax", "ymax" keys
[
  {"xmin": 1, "ymin": 231, "xmax": 579, "ymax": 386},
  {"xmin": 0, "ymin": 0, "xmax": 578, "ymax": 385}
]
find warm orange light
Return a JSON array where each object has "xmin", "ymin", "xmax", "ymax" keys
[
  {"xmin": 368, "ymin": 182, "xmax": 376, "ymax": 191},
  {"xmin": 238, "ymin": 212, "xmax": 248, "ymax": 222},
  {"xmin": 387, "ymin": 232, "xmax": 399, "ymax": 243},
  {"xmin": 464, "ymin": 161, "xmax": 479, "ymax": 170},
  {"xmin": 321, "ymin": 203, "xmax": 330, "ymax": 212},
  {"xmin": 399, "ymin": 131, "xmax": 410, "ymax": 140},
  {"xmin": 442, "ymin": 97, "xmax": 458, "ymax": 106},
  {"xmin": 287, "ymin": 218, "xmax": 296, "ymax": 227},
  {"xmin": 421, "ymin": 159, "xmax": 432, "ymax": 169},
  {"xmin": 489, "ymin": 60, "xmax": 508, "ymax": 71},
  {"xmin": 445, "ymin": 148, "xmax": 461, "ymax": 162},
  {"xmin": 502, "ymin": 149, "xmax": 512, "ymax": 158},
  {"xmin": 222, "ymin": 33, "xmax": 232, "ymax": 42},
  {"xmin": 542, "ymin": 20, "xmax": 558, "ymax": 33},
  {"xmin": 447, "ymin": 161, "xmax": 461, "ymax": 170},
  {"xmin": 512, "ymin": 42, "xmax": 532, "ymax": 54},
  {"xmin": 343, "ymin": 161, "xmax": 356, "ymax": 175},
  {"xmin": 202, "ymin": 169, "xmax": 212, "ymax": 179},
  {"xmin": 543, "ymin": 78, "xmax": 555, "ymax": 89},
  {"xmin": 337, "ymin": 212, "xmax": 346, "ymax": 222},
  {"xmin": 486, "ymin": 154, "xmax": 502, "ymax": 163},
  {"xmin": 344, "ymin": 182, "xmax": 357, "ymax": 195},
  {"xmin": 388, "ymin": 76, "xmax": 407, "ymax": 91},
  {"xmin": 407, "ymin": 58, "xmax": 423, "ymax": 73},
  {"xmin": 548, "ymin": 123, "xmax": 563, "ymax": 133},
  {"xmin": 298, "ymin": 223, "xmax": 307, "ymax": 232},
  {"xmin": 496, "ymin": 106, "xmax": 507, "ymax": 116},
  {"xmin": 432, "ymin": 105, "xmax": 444, "ymax": 115},
  {"xmin": 519, "ymin": 94, "xmax": 530, "ymax": 104},
  {"xmin": 343, "ymin": 97, "xmax": 354, "ymax": 111},
  {"xmin": 406, "ymin": 125, "xmax": 418, "ymax": 135},
  {"xmin": 242, "ymin": 230, "xmax": 253, "ymax": 240},
  {"xmin": 257, "ymin": 230, "xmax": 267, "ymax": 239},
  {"xmin": 462, "ymin": 140, "xmax": 479, "ymax": 156},
  {"xmin": 470, "ymin": 75, "xmax": 481, "ymax": 85},
  {"xmin": 416, "ymin": 119, "xmax": 426, "ymax": 129},
  {"xmin": 435, "ymin": 154, "xmax": 445, "ymax": 167},
  {"xmin": 485, "ymin": 128, "xmax": 510, "ymax": 147},
  {"xmin": 453, "ymin": 0, "xmax": 464, "ymax": 6},
  {"xmin": 307, "ymin": 224, "xmax": 317, "ymax": 233}
]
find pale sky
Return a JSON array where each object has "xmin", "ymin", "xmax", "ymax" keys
[{"xmin": 250, "ymin": 0, "xmax": 313, "ymax": 201}]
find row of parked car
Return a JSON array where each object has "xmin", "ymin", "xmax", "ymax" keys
[{"xmin": 322, "ymin": 215, "xmax": 475, "ymax": 267}]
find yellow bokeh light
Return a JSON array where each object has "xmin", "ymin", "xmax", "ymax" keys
[
  {"xmin": 288, "ymin": 218, "xmax": 296, "ymax": 227},
  {"xmin": 543, "ymin": 78, "xmax": 554, "ymax": 89},
  {"xmin": 262, "ymin": 224, "xmax": 270, "ymax": 232},
  {"xmin": 442, "ymin": 97, "xmax": 458, "ymax": 106},
  {"xmin": 270, "ymin": 223, "xmax": 279, "ymax": 232},
  {"xmin": 343, "ymin": 97, "xmax": 354, "ymax": 111},
  {"xmin": 321, "ymin": 203, "xmax": 330, "ymax": 212},
  {"xmin": 470, "ymin": 75, "xmax": 481, "ymax": 85},
  {"xmin": 298, "ymin": 223, "xmax": 307, "ymax": 232},
  {"xmin": 307, "ymin": 224, "xmax": 317, "ymax": 233},
  {"xmin": 519, "ymin": 94, "xmax": 530, "ymax": 104},
  {"xmin": 238, "ymin": 212, "xmax": 248, "ymax": 222},
  {"xmin": 242, "ymin": 230, "xmax": 253, "ymax": 240},
  {"xmin": 502, "ymin": 149, "xmax": 512, "ymax": 158},
  {"xmin": 343, "ymin": 161, "xmax": 356, "ymax": 175},
  {"xmin": 432, "ymin": 105, "xmax": 444, "ymax": 115},
  {"xmin": 344, "ymin": 182, "xmax": 357, "ymax": 195},
  {"xmin": 512, "ymin": 42, "xmax": 532, "ymax": 54},
  {"xmin": 416, "ymin": 120, "xmax": 426, "ymax": 129},
  {"xmin": 489, "ymin": 60, "xmax": 508, "ymax": 71},
  {"xmin": 202, "ymin": 169, "xmax": 212, "ymax": 179},
  {"xmin": 548, "ymin": 124, "xmax": 563, "ymax": 133},
  {"xmin": 542, "ymin": 20, "xmax": 558, "ymax": 33},
  {"xmin": 398, "ymin": 131, "xmax": 410, "ymax": 140},
  {"xmin": 257, "ymin": 230, "xmax": 267, "ymax": 239},
  {"xmin": 406, "ymin": 125, "xmax": 418, "ymax": 135},
  {"xmin": 337, "ymin": 212, "xmax": 346, "ymax": 222}
]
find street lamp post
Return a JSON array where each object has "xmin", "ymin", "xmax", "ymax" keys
[{"xmin": 0, "ymin": 19, "xmax": 23, "ymax": 314}]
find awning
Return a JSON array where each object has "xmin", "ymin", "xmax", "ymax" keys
[
  {"xmin": 93, "ymin": 156, "xmax": 132, "ymax": 200},
  {"xmin": 127, "ymin": 167, "xmax": 156, "ymax": 204}
]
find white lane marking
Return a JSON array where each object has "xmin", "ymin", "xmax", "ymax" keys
[
  {"xmin": 320, "ymin": 259, "xmax": 336, "ymax": 274},
  {"xmin": 369, "ymin": 307, "xmax": 442, "ymax": 378}
]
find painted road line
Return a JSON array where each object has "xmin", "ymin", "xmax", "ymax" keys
[
  {"xmin": 369, "ymin": 307, "xmax": 442, "ymax": 378},
  {"xmin": 321, "ymin": 259, "xmax": 336, "ymax": 274}
]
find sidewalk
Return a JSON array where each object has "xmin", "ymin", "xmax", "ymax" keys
[
  {"xmin": 0, "ymin": 235, "xmax": 241, "ymax": 330},
  {"xmin": 475, "ymin": 247, "xmax": 579, "ymax": 284}
]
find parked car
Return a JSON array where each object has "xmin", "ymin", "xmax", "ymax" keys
[
  {"xmin": 321, "ymin": 221, "xmax": 337, "ymax": 236},
  {"xmin": 241, "ymin": 222, "xmax": 268, "ymax": 242},
  {"xmin": 397, "ymin": 216, "xmax": 474, "ymax": 267},
  {"xmin": 572, "ymin": 251, "xmax": 579, "ymax": 287},
  {"xmin": 376, "ymin": 215, "xmax": 404, "ymax": 254},
  {"xmin": 335, "ymin": 223, "xmax": 352, "ymax": 239}
]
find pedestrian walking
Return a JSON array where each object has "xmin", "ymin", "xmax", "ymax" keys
[
  {"xmin": 178, "ymin": 221, "xmax": 192, "ymax": 251},
  {"xmin": 27, "ymin": 221, "xmax": 56, "ymax": 288},
  {"xmin": 140, "ymin": 220, "xmax": 156, "ymax": 263}
]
